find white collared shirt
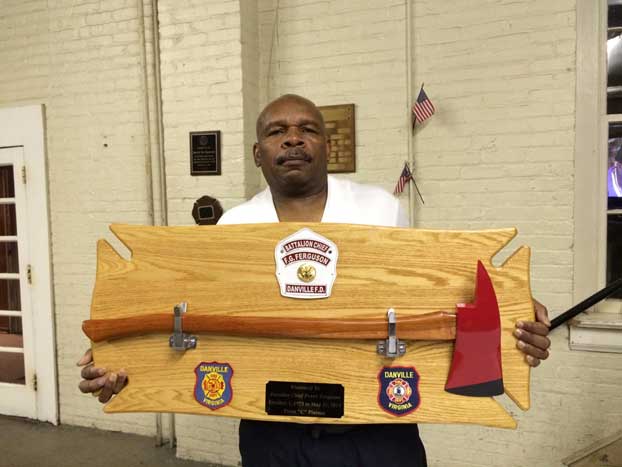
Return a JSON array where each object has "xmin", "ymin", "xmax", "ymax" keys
[{"xmin": 218, "ymin": 175, "xmax": 408, "ymax": 227}]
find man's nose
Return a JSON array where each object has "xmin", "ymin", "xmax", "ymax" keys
[{"xmin": 282, "ymin": 127, "xmax": 304, "ymax": 147}]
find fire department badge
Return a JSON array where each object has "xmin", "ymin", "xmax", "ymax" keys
[
  {"xmin": 378, "ymin": 366, "xmax": 420, "ymax": 416},
  {"xmin": 275, "ymin": 228, "xmax": 338, "ymax": 299},
  {"xmin": 194, "ymin": 362, "xmax": 233, "ymax": 410}
]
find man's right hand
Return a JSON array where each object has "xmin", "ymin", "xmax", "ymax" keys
[{"xmin": 77, "ymin": 349, "xmax": 127, "ymax": 403}]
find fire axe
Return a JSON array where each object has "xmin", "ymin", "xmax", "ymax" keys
[{"xmin": 82, "ymin": 262, "xmax": 622, "ymax": 399}]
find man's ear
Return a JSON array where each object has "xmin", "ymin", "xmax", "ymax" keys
[
  {"xmin": 325, "ymin": 141, "xmax": 331, "ymax": 165},
  {"xmin": 253, "ymin": 143, "xmax": 261, "ymax": 167}
]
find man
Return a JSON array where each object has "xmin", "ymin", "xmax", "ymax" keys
[
  {"xmin": 79, "ymin": 94, "xmax": 551, "ymax": 466},
  {"xmin": 218, "ymin": 94, "xmax": 408, "ymax": 227}
]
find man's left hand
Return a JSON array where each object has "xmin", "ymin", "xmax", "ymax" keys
[{"xmin": 513, "ymin": 300, "xmax": 551, "ymax": 367}]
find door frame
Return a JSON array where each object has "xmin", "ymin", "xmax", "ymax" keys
[{"xmin": 0, "ymin": 104, "xmax": 57, "ymax": 424}]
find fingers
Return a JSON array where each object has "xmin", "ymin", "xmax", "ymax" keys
[
  {"xmin": 517, "ymin": 344, "xmax": 543, "ymax": 367},
  {"xmin": 516, "ymin": 320, "xmax": 550, "ymax": 337},
  {"xmin": 515, "ymin": 336, "xmax": 549, "ymax": 360},
  {"xmin": 77, "ymin": 345, "xmax": 128, "ymax": 403},
  {"xmin": 533, "ymin": 299, "xmax": 551, "ymax": 327},
  {"xmin": 81, "ymin": 364, "xmax": 106, "ymax": 380},
  {"xmin": 515, "ymin": 319, "xmax": 551, "ymax": 367},
  {"xmin": 79, "ymin": 372, "xmax": 109, "ymax": 394},
  {"xmin": 98, "ymin": 373, "xmax": 117, "ymax": 403},
  {"xmin": 76, "ymin": 348, "xmax": 93, "ymax": 366},
  {"xmin": 79, "ymin": 369, "xmax": 128, "ymax": 401},
  {"xmin": 515, "ymin": 326, "xmax": 550, "ymax": 350},
  {"xmin": 515, "ymin": 335, "xmax": 550, "ymax": 363},
  {"xmin": 113, "ymin": 369, "xmax": 128, "ymax": 394}
]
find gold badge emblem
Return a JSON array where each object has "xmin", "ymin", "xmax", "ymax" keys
[
  {"xmin": 297, "ymin": 264, "xmax": 316, "ymax": 283},
  {"xmin": 275, "ymin": 228, "xmax": 338, "ymax": 299},
  {"xmin": 203, "ymin": 372, "xmax": 226, "ymax": 400}
]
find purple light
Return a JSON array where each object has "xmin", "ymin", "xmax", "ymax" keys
[{"xmin": 609, "ymin": 163, "xmax": 622, "ymax": 197}]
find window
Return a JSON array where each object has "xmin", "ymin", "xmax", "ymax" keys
[
  {"xmin": 571, "ymin": 0, "xmax": 622, "ymax": 352},
  {"xmin": 607, "ymin": 1, "xmax": 622, "ymax": 298}
]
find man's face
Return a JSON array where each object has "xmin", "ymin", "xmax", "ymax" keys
[{"xmin": 254, "ymin": 97, "xmax": 330, "ymax": 196}]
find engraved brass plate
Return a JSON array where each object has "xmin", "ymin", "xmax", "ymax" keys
[
  {"xmin": 318, "ymin": 104, "xmax": 355, "ymax": 173},
  {"xmin": 265, "ymin": 381, "xmax": 344, "ymax": 418}
]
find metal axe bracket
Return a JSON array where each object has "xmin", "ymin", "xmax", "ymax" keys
[
  {"xmin": 376, "ymin": 308, "xmax": 406, "ymax": 358},
  {"xmin": 169, "ymin": 302, "xmax": 197, "ymax": 351}
]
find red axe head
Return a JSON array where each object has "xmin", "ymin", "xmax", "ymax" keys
[{"xmin": 444, "ymin": 260, "xmax": 504, "ymax": 397}]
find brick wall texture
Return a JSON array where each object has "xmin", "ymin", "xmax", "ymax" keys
[{"xmin": 1, "ymin": 0, "xmax": 621, "ymax": 466}]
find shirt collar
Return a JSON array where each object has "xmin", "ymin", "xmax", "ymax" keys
[{"xmin": 264, "ymin": 175, "xmax": 334, "ymax": 222}]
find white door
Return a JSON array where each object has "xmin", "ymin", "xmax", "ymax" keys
[
  {"xmin": 0, "ymin": 146, "xmax": 36, "ymax": 418},
  {"xmin": 0, "ymin": 105, "xmax": 57, "ymax": 424}
]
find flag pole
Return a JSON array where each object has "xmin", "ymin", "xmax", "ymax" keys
[{"xmin": 405, "ymin": 0, "xmax": 415, "ymax": 227}]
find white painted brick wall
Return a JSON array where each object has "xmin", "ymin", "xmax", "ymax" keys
[
  {"xmin": 2, "ymin": 1, "xmax": 621, "ymax": 466},
  {"xmin": 0, "ymin": 0, "xmax": 158, "ymax": 436},
  {"xmin": 48, "ymin": 0, "xmax": 159, "ymax": 434},
  {"xmin": 158, "ymin": 0, "xmax": 254, "ymax": 227},
  {"xmin": 159, "ymin": 1, "xmax": 257, "ymax": 463},
  {"xmin": 0, "ymin": 1, "xmax": 50, "ymax": 103},
  {"xmin": 241, "ymin": 0, "xmax": 261, "ymax": 198}
]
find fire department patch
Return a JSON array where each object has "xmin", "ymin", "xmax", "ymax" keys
[
  {"xmin": 378, "ymin": 366, "xmax": 420, "ymax": 416},
  {"xmin": 275, "ymin": 228, "xmax": 338, "ymax": 299},
  {"xmin": 194, "ymin": 362, "xmax": 233, "ymax": 410}
]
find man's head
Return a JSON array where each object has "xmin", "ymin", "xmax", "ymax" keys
[{"xmin": 254, "ymin": 94, "xmax": 330, "ymax": 197}]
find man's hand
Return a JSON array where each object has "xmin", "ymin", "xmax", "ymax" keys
[
  {"xmin": 513, "ymin": 300, "xmax": 551, "ymax": 367},
  {"xmin": 77, "ymin": 349, "xmax": 127, "ymax": 403}
]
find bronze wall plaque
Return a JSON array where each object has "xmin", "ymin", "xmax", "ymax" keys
[
  {"xmin": 318, "ymin": 104, "xmax": 355, "ymax": 173},
  {"xmin": 192, "ymin": 195, "xmax": 223, "ymax": 225},
  {"xmin": 190, "ymin": 131, "xmax": 221, "ymax": 175},
  {"xmin": 265, "ymin": 381, "xmax": 344, "ymax": 418}
]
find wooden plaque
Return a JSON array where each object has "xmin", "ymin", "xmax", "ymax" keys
[{"xmin": 88, "ymin": 223, "xmax": 534, "ymax": 428}]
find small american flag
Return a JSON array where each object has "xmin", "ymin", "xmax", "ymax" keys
[
  {"xmin": 393, "ymin": 163, "xmax": 412, "ymax": 195},
  {"xmin": 412, "ymin": 86, "xmax": 435, "ymax": 128}
]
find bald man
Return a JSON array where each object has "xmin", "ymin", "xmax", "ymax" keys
[{"xmin": 79, "ymin": 94, "xmax": 551, "ymax": 467}]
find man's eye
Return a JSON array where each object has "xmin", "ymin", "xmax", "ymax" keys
[
  {"xmin": 302, "ymin": 127, "xmax": 317, "ymax": 133},
  {"xmin": 268, "ymin": 128, "xmax": 284, "ymax": 136}
]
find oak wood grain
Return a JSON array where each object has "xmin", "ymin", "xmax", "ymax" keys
[{"xmin": 89, "ymin": 222, "xmax": 533, "ymax": 428}]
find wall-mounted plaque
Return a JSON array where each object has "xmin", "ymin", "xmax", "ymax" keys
[
  {"xmin": 192, "ymin": 195, "xmax": 223, "ymax": 225},
  {"xmin": 318, "ymin": 104, "xmax": 355, "ymax": 173},
  {"xmin": 190, "ymin": 131, "xmax": 221, "ymax": 175},
  {"xmin": 265, "ymin": 381, "xmax": 344, "ymax": 418}
]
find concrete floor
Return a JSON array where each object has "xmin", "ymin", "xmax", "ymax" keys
[{"xmin": 0, "ymin": 415, "xmax": 219, "ymax": 467}]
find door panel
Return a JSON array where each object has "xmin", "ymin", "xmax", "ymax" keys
[
  {"xmin": 0, "ymin": 147, "xmax": 35, "ymax": 418},
  {"xmin": 0, "ymin": 105, "xmax": 56, "ymax": 423}
]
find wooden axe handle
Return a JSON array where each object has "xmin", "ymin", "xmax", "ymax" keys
[{"xmin": 82, "ymin": 311, "xmax": 456, "ymax": 343}]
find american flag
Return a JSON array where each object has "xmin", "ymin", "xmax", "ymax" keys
[
  {"xmin": 393, "ymin": 163, "xmax": 412, "ymax": 195},
  {"xmin": 412, "ymin": 86, "xmax": 435, "ymax": 128}
]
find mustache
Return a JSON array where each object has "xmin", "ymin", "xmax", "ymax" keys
[{"xmin": 276, "ymin": 149, "xmax": 312, "ymax": 164}]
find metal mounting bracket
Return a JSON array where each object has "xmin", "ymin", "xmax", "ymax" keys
[
  {"xmin": 376, "ymin": 308, "xmax": 406, "ymax": 358},
  {"xmin": 169, "ymin": 302, "xmax": 197, "ymax": 351}
]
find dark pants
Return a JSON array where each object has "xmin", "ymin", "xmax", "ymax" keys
[{"xmin": 239, "ymin": 420, "xmax": 427, "ymax": 467}]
